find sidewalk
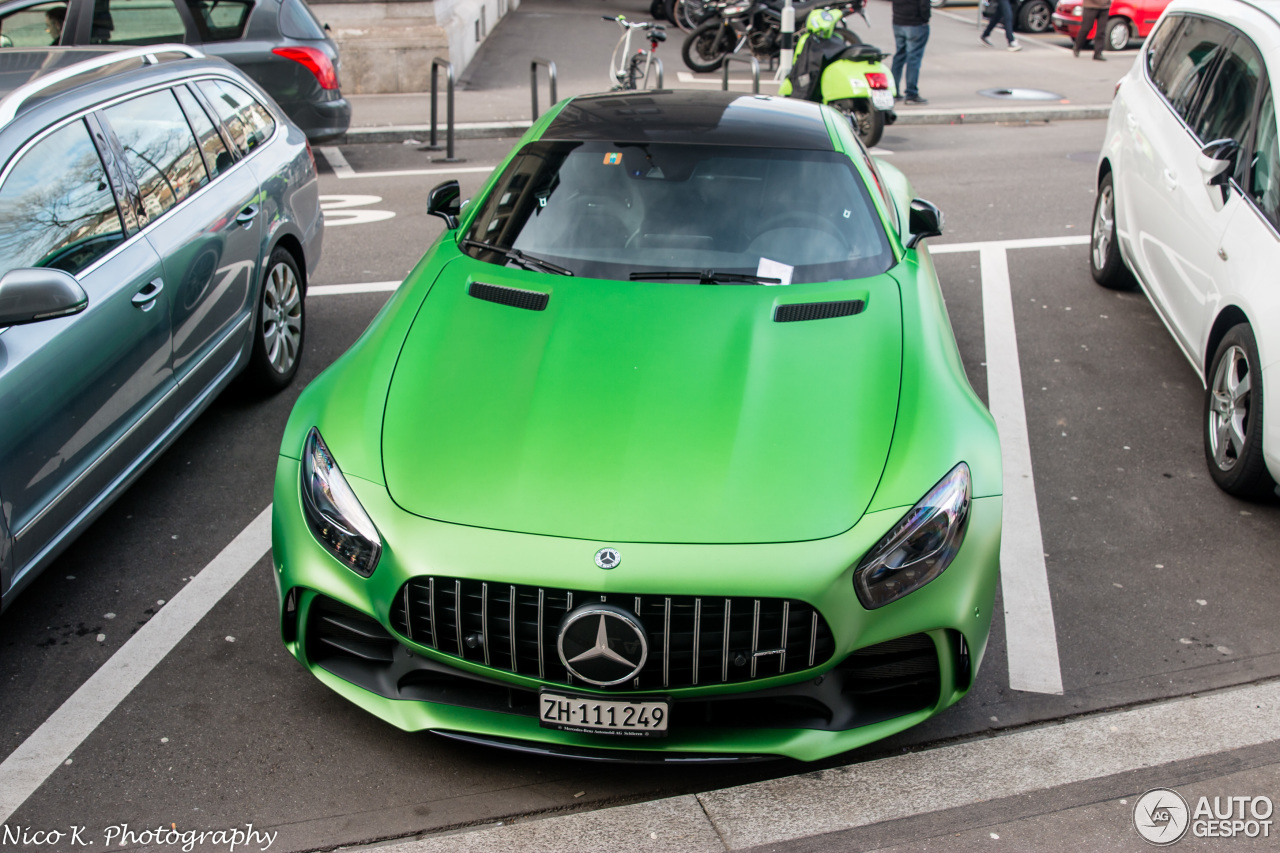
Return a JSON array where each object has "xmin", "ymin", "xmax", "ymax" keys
[
  {"xmin": 336, "ymin": 0, "xmax": 1124, "ymax": 144},
  {"xmin": 350, "ymin": 680, "xmax": 1280, "ymax": 852}
]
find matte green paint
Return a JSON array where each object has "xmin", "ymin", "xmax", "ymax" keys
[
  {"xmin": 777, "ymin": 34, "xmax": 897, "ymax": 101},
  {"xmin": 272, "ymin": 96, "xmax": 1003, "ymax": 761}
]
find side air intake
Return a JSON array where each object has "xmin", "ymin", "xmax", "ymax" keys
[
  {"xmin": 774, "ymin": 300, "xmax": 866, "ymax": 323},
  {"xmin": 469, "ymin": 282, "xmax": 549, "ymax": 311}
]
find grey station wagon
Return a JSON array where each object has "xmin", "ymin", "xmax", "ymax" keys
[
  {"xmin": 0, "ymin": 0, "xmax": 350, "ymax": 141},
  {"xmin": 0, "ymin": 45, "xmax": 322, "ymax": 610}
]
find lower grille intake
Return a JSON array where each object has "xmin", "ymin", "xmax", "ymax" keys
[{"xmin": 389, "ymin": 577, "xmax": 835, "ymax": 691}]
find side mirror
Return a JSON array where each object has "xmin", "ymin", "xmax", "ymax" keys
[
  {"xmin": 427, "ymin": 179, "xmax": 461, "ymax": 230},
  {"xmin": 0, "ymin": 268, "xmax": 87, "ymax": 327},
  {"xmin": 905, "ymin": 198, "xmax": 944, "ymax": 249},
  {"xmin": 1198, "ymin": 138, "xmax": 1240, "ymax": 187}
]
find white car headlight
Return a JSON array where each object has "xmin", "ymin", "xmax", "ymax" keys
[
  {"xmin": 854, "ymin": 463, "xmax": 971, "ymax": 609},
  {"xmin": 301, "ymin": 428, "xmax": 382, "ymax": 577}
]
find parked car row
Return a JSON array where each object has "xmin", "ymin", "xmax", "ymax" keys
[{"xmin": 0, "ymin": 45, "xmax": 321, "ymax": 610}]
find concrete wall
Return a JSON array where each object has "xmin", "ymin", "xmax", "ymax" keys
[{"xmin": 310, "ymin": 0, "xmax": 519, "ymax": 93}]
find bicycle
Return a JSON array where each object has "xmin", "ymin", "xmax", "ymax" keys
[{"xmin": 603, "ymin": 15, "xmax": 667, "ymax": 90}]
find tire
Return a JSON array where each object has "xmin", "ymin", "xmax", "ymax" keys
[
  {"xmin": 1017, "ymin": 0, "xmax": 1052, "ymax": 33},
  {"xmin": 682, "ymin": 20, "xmax": 731, "ymax": 72},
  {"xmin": 845, "ymin": 99, "xmax": 884, "ymax": 149},
  {"xmin": 1204, "ymin": 324, "xmax": 1276, "ymax": 499},
  {"xmin": 667, "ymin": 0, "xmax": 707, "ymax": 32},
  {"xmin": 625, "ymin": 52, "xmax": 652, "ymax": 90},
  {"xmin": 246, "ymin": 246, "xmax": 305, "ymax": 392},
  {"xmin": 1090, "ymin": 172, "xmax": 1136, "ymax": 290},
  {"xmin": 650, "ymin": 0, "xmax": 667, "ymax": 20},
  {"xmin": 1104, "ymin": 16, "xmax": 1131, "ymax": 50}
]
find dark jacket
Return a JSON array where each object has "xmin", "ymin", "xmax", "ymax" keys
[{"xmin": 892, "ymin": 0, "xmax": 931, "ymax": 26}]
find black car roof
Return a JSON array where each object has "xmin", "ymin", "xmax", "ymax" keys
[{"xmin": 543, "ymin": 90, "xmax": 836, "ymax": 150}]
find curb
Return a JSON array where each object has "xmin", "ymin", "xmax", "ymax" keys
[{"xmin": 334, "ymin": 105, "xmax": 1111, "ymax": 145}]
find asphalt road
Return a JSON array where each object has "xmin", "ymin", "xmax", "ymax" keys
[{"xmin": 3, "ymin": 117, "xmax": 1279, "ymax": 852}]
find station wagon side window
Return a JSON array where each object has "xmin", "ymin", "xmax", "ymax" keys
[
  {"xmin": 0, "ymin": 120, "xmax": 124, "ymax": 279},
  {"xmin": 174, "ymin": 83, "xmax": 233, "ymax": 177},
  {"xmin": 195, "ymin": 79, "xmax": 274, "ymax": 155},
  {"xmin": 1143, "ymin": 14, "xmax": 1181, "ymax": 79},
  {"xmin": 1191, "ymin": 32, "xmax": 1263, "ymax": 147},
  {"xmin": 1247, "ymin": 88, "xmax": 1280, "ymax": 230},
  {"xmin": 1152, "ymin": 15, "xmax": 1232, "ymax": 125},
  {"xmin": 89, "ymin": 0, "xmax": 189, "ymax": 44},
  {"xmin": 102, "ymin": 89, "xmax": 208, "ymax": 222},
  {"xmin": 0, "ymin": 1, "xmax": 70, "ymax": 47}
]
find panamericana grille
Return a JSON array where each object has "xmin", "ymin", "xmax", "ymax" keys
[{"xmin": 389, "ymin": 577, "xmax": 835, "ymax": 690}]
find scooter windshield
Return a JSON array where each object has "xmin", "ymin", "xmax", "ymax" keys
[{"xmin": 460, "ymin": 140, "xmax": 895, "ymax": 283}]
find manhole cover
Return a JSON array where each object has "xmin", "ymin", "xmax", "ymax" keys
[{"xmin": 978, "ymin": 87, "xmax": 1067, "ymax": 101}]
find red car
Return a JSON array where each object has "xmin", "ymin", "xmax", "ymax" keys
[{"xmin": 1051, "ymin": 0, "xmax": 1170, "ymax": 50}]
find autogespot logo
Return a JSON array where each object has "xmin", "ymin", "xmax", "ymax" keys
[{"xmin": 1134, "ymin": 788, "xmax": 1190, "ymax": 845}]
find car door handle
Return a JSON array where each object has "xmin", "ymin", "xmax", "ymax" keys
[
  {"xmin": 1162, "ymin": 169, "xmax": 1178, "ymax": 191},
  {"xmin": 132, "ymin": 278, "xmax": 164, "ymax": 311},
  {"xmin": 236, "ymin": 204, "xmax": 260, "ymax": 227},
  {"xmin": 1126, "ymin": 114, "xmax": 1138, "ymax": 129}
]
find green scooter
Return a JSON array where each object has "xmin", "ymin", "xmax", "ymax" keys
[{"xmin": 777, "ymin": 7, "xmax": 896, "ymax": 148}]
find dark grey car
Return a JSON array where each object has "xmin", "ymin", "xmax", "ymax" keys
[
  {"xmin": 0, "ymin": 45, "xmax": 322, "ymax": 609},
  {"xmin": 0, "ymin": 0, "xmax": 350, "ymax": 141}
]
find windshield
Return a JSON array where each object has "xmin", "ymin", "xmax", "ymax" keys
[{"xmin": 461, "ymin": 141, "xmax": 895, "ymax": 283}]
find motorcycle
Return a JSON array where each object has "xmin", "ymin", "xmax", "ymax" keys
[
  {"xmin": 777, "ymin": 7, "xmax": 895, "ymax": 148},
  {"xmin": 681, "ymin": 0, "xmax": 862, "ymax": 73}
]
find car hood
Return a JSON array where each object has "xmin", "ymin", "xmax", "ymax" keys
[{"xmin": 381, "ymin": 262, "xmax": 903, "ymax": 544}]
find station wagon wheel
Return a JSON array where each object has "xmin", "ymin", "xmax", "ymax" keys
[
  {"xmin": 1017, "ymin": 0, "xmax": 1052, "ymax": 33},
  {"xmin": 1090, "ymin": 173, "xmax": 1135, "ymax": 290},
  {"xmin": 247, "ymin": 246, "xmax": 305, "ymax": 391},
  {"xmin": 1105, "ymin": 16, "xmax": 1131, "ymax": 51},
  {"xmin": 1204, "ymin": 324, "xmax": 1275, "ymax": 499}
]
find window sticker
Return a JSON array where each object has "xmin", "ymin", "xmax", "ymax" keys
[
  {"xmin": 757, "ymin": 257, "xmax": 793, "ymax": 286},
  {"xmin": 603, "ymin": 152, "xmax": 623, "ymax": 165}
]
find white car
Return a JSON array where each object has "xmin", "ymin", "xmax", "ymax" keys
[{"xmin": 1093, "ymin": 0, "xmax": 1280, "ymax": 498}]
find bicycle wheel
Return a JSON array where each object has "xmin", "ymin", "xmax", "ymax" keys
[
  {"xmin": 625, "ymin": 51, "xmax": 653, "ymax": 89},
  {"xmin": 682, "ymin": 20, "xmax": 732, "ymax": 72}
]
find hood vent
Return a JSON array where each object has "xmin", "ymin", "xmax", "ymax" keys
[
  {"xmin": 774, "ymin": 299, "xmax": 866, "ymax": 323},
  {"xmin": 469, "ymin": 281, "xmax": 549, "ymax": 312}
]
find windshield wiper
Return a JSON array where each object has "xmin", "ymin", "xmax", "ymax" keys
[
  {"xmin": 460, "ymin": 239, "xmax": 574, "ymax": 276},
  {"xmin": 628, "ymin": 269, "xmax": 781, "ymax": 285}
]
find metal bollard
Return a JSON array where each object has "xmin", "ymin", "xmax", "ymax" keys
[
  {"xmin": 530, "ymin": 58, "xmax": 557, "ymax": 121},
  {"xmin": 426, "ymin": 57, "xmax": 463, "ymax": 162},
  {"xmin": 721, "ymin": 54, "xmax": 761, "ymax": 94}
]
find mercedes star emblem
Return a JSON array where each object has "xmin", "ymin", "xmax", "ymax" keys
[
  {"xmin": 557, "ymin": 604, "xmax": 648, "ymax": 686},
  {"xmin": 594, "ymin": 547, "xmax": 621, "ymax": 569}
]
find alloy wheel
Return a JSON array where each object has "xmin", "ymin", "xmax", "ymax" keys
[
  {"xmin": 1091, "ymin": 182, "xmax": 1113, "ymax": 271},
  {"xmin": 1208, "ymin": 345, "xmax": 1252, "ymax": 472},
  {"xmin": 262, "ymin": 260, "xmax": 303, "ymax": 375}
]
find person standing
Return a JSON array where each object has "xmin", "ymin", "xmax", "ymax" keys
[
  {"xmin": 980, "ymin": 0, "xmax": 1021, "ymax": 51},
  {"xmin": 1073, "ymin": 0, "xmax": 1110, "ymax": 61},
  {"xmin": 891, "ymin": 0, "xmax": 932, "ymax": 105}
]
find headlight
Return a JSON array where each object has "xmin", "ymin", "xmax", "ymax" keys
[
  {"xmin": 301, "ymin": 428, "xmax": 382, "ymax": 577},
  {"xmin": 854, "ymin": 463, "xmax": 971, "ymax": 609}
]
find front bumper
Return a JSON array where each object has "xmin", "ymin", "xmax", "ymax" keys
[{"xmin": 272, "ymin": 458, "xmax": 1001, "ymax": 762}]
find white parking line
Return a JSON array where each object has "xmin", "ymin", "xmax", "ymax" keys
[
  {"xmin": 0, "ymin": 507, "xmax": 274, "ymax": 824},
  {"xmin": 978, "ymin": 245, "xmax": 1064, "ymax": 695},
  {"xmin": 315, "ymin": 146, "xmax": 495, "ymax": 180},
  {"xmin": 310, "ymin": 280, "xmax": 401, "ymax": 296}
]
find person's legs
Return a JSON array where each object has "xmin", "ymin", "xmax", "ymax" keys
[
  {"xmin": 904, "ymin": 24, "xmax": 929, "ymax": 99},
  {"xmin": 999, "ymin": 0, "xmax": 1016, "ymax": 44},
  {"xmin": 892, "ymin": 25, "xmax": 909, "ymax": 95},
  {"xmin": 981, "ymin": 0, "xmax": 1000, "ymax": 39},
  {"xmin": 1085, "ymin": 7, "xmax": 1106, "ymax": 58}
]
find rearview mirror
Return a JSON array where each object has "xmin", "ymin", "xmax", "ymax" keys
[
  {"xmin": 0, "ymin": 268, "xmax": 87, "ymax": 327},
  {"xmin": 906, "ymin": 198, "xmax": 944, "ymax": 249},
  {"xmin": 427, "ymin": 179, "xmax": 461, "ymax": 230}
]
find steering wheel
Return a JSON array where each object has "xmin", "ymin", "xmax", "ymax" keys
[{"xmin": 752, "ymin": 211, "xmax": 850, "ymax": 248}]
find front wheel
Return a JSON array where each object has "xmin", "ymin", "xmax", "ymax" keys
[
  {"xmin": 683, "ymin": 20, "xmax": 731, "ymax": 72},
  {"xmin": 1104, "ymin": 16, "xmax": 1131, "ymax": 50},
  {"xmin": 245, "ymin": 246, "xmax": 305, "ymax": 392},
  {"xmin": 1204, "ymin": 324, "xmax": 1276, "ymax": 499},
  {"xmin": 1017, "ymin": 0, "xmax": 1053, "ymax": 32},
  {"xmin": 1090, "ymin": 172, "xmax": 1135, "ymax": 290},
  {"xmin": 844, "ymin": 99, "xmax": 884, "ymax": 149}
]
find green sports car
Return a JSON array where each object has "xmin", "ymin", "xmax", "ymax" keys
[{"xmin": 272, "ymin": 90, "xmax": 1002, "ymax": 762}]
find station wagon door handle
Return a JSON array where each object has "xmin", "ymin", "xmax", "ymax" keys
[
  {"xmin": 236, "ymin": 204, "xmax": 260, "ymax": 226},
  {"xmin": 131, "ymin": 278, "xmax": 164, "ymax": 311}
]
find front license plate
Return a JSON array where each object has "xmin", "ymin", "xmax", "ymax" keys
[
  {"xmin": 871, "ymin": 90, "xmax": 895, "ymax": 110},
  {"xmin": 539, "ymin": 691, "xmax": 669, "ymax": 737}
]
